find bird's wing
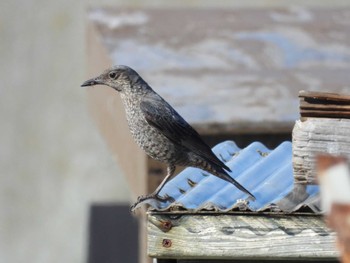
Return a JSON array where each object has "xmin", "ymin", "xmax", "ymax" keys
[{"xmin": 140, "ymin": 93, "xmax": 230, "ymax": 171}]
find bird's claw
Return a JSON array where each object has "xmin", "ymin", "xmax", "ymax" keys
[
  {"xmin": 130, "ymin": 193, "xmax": 175, "ymax": 212},
  {"xmin": 156, "ymin": 194, "xmax": 175, "ymax": 203},
  {"xmin": 137, "ymin": 193, "xmax": 175, "ymax": 203}
]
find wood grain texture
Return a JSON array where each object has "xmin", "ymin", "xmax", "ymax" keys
[
  {"xmin": 301, "ymin": 100, "xmax": 350, "ymax": 110},
  {"xmin": 300, "ymin": 110, "xmax": 350, "ymax": 118},
  {"xmin": 147, "ymin": 214, "xmax": 337, "ymax": 260},
  {"xmin": 299, "ymin": 90, "xmax": 350, "ymax": 102},
  {"xmin": 293, "ymin": 118, "xmax": 350, "ymax": 184},
  {"xmin": 299, "ymin": 91, "xmax": 350, "ymax": 119}
]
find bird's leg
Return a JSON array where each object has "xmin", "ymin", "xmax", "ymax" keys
[
  {"xmin": 153, "ymin": 165, "xmax": 176, "ymax": 198},
  {"xmin": 132, "ymin": 165, "xmax": 176, "ymax": 210}
]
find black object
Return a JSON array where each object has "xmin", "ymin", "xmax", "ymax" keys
[{"xmin": 88, "ymin": 204, "xmax": 138, "ymax": 263}]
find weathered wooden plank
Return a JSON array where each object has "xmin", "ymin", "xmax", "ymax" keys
[
  {"xmin": 299, "ymin": 91, "xmax": 350, "ymax": 119},
  {"xmin": 299, "ymin": 90, "xmax": 350, "ymax": 103},
  {"xmin": 147, "ymin": 214, "xmax": 337, "ymax": 260},
  {"xmin": 292, "ymin": 118, "xmax": 350, "ymax": 184},
  {"xmin": 300, "ymin": 110, "xmax": 350, "ymax": 119},
  {"xmin": 300, "ymin": 100, "xmax": 350, "ymax": 111}
]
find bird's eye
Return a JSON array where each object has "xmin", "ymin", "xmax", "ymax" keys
[{"xmin": 109, "ymin": 72, "xmax": 117, "ymax": 79}]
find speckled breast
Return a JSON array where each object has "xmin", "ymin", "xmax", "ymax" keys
[{"xmin": 122, "ymin": 102, "xmax": 181, "ymax": 164}]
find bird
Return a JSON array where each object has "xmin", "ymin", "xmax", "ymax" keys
[{"xmin": 81, "ymin": 65, "xmax": 255, "ymax": 210}]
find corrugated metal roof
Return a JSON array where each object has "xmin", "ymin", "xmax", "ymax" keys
[{"xmin": 141, "ymin": 141, "xmax": 321, "ymax": 214}]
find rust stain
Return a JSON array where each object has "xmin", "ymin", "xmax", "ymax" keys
[
  {"xmin": 162, "ymin": 238, "xmax": 172, "ymax": 248},
  {"xmin": 161, "ymin": 220, "xmax": 172, "ymax": 231},
  {"xmin": 149, "ymin": 216, "xmax": 173, "ymax": 232}
]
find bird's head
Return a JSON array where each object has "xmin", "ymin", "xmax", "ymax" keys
[{"xmin": 81, "ymin": 65, "xmax": 145, "ymax": 93}]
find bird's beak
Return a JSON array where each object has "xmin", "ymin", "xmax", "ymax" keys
[{"xmin": 81, "ymin": 77, "xmax": 102, "ymax": 87}]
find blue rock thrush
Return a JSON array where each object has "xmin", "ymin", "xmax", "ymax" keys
[{"xmin": 81, "ymin": 65, "xmax": 255, "ymax": 210}]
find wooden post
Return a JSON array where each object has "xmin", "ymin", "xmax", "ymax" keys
[{"xmin": 293, "ymin": 91, "xmax": 350, "ymax": 184}]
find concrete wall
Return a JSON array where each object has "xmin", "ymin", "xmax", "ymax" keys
[
  {"xmin": 1, "ymin": 0, "xmax": 349, "ymax": 263},
  {"xmin": 0, "ymin": 1, "xmax": 131, "ymax": 262}
]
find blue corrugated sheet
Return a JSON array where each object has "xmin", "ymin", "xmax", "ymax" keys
[{"xmin": 143, "ymin": 141, "xmax": 321, "ymax": 213}]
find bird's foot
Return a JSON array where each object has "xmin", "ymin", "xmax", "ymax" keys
[
  {"xmin": 130, "ymin": 193, "xmax": 175, "ymax": 212},
  {"xmin": 138, "ymin": 193, "xmax": 175, "ymax": 203}
]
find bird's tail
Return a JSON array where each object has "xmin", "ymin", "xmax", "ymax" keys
[{"xmin": 213, "ymin": 166, "xmax": 256, "ymax": 200}]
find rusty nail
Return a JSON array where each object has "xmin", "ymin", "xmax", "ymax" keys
[
  {"xmin": 162, "ymin": 220, "xmax": 172, "ymax": 231},
  {"xmin": 162, "ymin": 239, "xmax": 172, "ymax": 248}
]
